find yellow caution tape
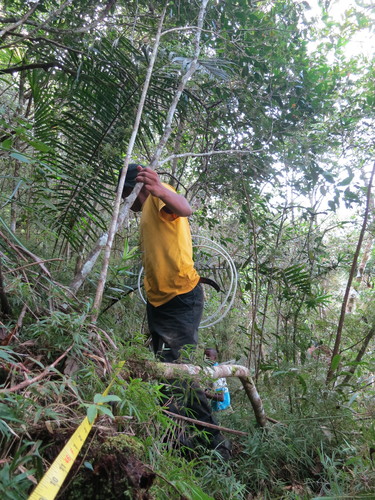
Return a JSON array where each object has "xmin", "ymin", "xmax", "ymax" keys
[{"xmin": 28, "ymin": 361, "xmax": 125, "ymax": 500}]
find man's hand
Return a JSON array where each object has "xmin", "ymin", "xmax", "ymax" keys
[
  {"xmin": 136, "ymin": 166, "xmax": 192, "ymax": 217},
  {"xmin": 135, "ymin": 166, "xmax": 165, "ymax": 198}
]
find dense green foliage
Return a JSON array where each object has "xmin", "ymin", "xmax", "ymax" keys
[{"xmin": 0, "ymin": 0, "xmax": 374, "ymax": 498}]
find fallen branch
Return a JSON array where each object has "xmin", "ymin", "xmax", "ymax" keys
[
  {"xmin": 0, "ymin": 345, "xmax": 73, "ymax": 393},
  {"xmin": 89, "ymin": 324, "xmax": 118, "ymax": 351},
  {"xmin": 129, "ymin": 360, "xmax": 267, "ymax": 427},
  {"xmin": 14, "ymin": 244, "xmax": 52, "ymax": 278},
  {"xmin": 0, "ymin": 230, "xmax": 52, "ymax": 279},
  {"xmin": 266, "ymin": 415, "xmax": 284, "ymax": 425}
]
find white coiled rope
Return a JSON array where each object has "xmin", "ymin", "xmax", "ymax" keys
[{"xmin": 137, "ymin": 235, "xmax": 237, "ymax": 328}]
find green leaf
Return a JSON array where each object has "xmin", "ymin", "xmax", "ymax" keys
[
  {"xmin": 347, "ymin": 392, "xmax": 358, "ymax": 406},
  {"xmin": 174, "ymin": 480, "xmax": 214, "ymax": 500},
  {"xmin": 87, "ymin": 405, "xmax": 98, "ymax": 424},
  {"xmin": 0, "ymin": 403, "xmax": 23, "ymax": 423},
  {"xmin": 93, "ymin": 394, "xmax": 121, "ymax": 404},
  {"xmin": 122, "ymin": 240, "xmax": 138, "ymax": 261},
  {"xmin": 41, "ymin": 198, "xmax": 58, "ymax": 210},
  {"xmin": 328, "ymin": 200, "xmax": 337, "ymax": 211},
  {"xmin": 322, "ymin": 171, "xmax": 335, "ymax": 183},
  {"xmin": 10, "ymin": 152, "xmax": 33, "ymax": 163},
  {"xmin": 330, "ymin": 354, "xmax": 341, "ymax": 371},
  {"xmin": 97, "ymin": 406, "xmax": 115, "ymax": 419},
  {"xmin": 29, "ymin": 140, "xmax": 51, "ymax": 152},
  {"xmin": 338, "ymin": 175, "xmax": 354, "ymax": 186},
  {"xmin": 1, "ymin": 138, "xmax": 12, "ymax": 150},
  {"xmin": 0, "ymin": 347, "xmax": 17, "ymax": 363}
]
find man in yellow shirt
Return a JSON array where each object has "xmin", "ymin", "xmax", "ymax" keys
[
  {"xmin": 121, "ymin": 164, "xmax": 202, "ymax": 361},
  {"xmin": 121, "ymin": 164, "xmax": 231, "ymax": 460}
]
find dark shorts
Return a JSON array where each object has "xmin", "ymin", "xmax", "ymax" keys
[{"xmin": 147, "ymin": 283, "xmax": 204, "ymax": 362}]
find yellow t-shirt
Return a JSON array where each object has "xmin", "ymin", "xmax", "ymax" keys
[{"xmin": 140, "ymin": 183, "xmax": 200, "ymax": 306}]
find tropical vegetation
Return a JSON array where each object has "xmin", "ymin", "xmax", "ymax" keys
[{"xmin": 0, "ymin": 0, "xmax": 374, "ymax": 498}]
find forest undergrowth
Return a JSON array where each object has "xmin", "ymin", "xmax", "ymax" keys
[{"xmin": 1, "ymin": 277, "xmax": 374, "ymax": 500}]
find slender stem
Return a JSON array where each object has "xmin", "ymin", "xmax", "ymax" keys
[
  {"xmin": 162, "ymin": 409, "xmax": 248, "ymax": 436},
  {"xmin": 341, "ymin": 325, "xmax": 375, "ymax": 385},
  {"xmin": 90, "ymin": 5, "xmax": 168, "ymax": 322},
  {"xmin": 159, "ymin": 148, "xmax": 262, "ymax": 164},
  {"xmin": 149, "ymin": 0, "xmax": 209, "ymax": 170},
  {"xmin": 0, "ymin": 1, "xmax": 40, "ymax": 39}
]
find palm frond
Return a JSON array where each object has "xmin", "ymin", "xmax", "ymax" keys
[{"xmin": 28, "ymin": 35, "xmax": 176, "ymax": 251}]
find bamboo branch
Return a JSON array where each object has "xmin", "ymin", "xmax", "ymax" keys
[{"xmin": 4, "ymin": 258, "xmax": 62, "ymax": 274}]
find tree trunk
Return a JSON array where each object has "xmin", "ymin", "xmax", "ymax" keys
[
  {"xmin": 326, "ymin": 162, "xmax": 375, "ymax": 383},
  {"xmin": 346, "ymin": 198, "xmax": 374, "ymax": 314}
]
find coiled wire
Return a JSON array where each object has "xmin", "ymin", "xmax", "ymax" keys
[{"xmin": 137, "ymin": 235, "xmax": 237, "ymax": 328}]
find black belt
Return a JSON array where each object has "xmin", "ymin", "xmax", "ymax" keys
[{"xmin": 199, "ymin": 277, "xmax": 222, "ymax": 292}]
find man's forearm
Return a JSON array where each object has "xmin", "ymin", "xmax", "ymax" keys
[{"xmin": 159, "ymin": 187, "xmax": 192, "ymax": 217}]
